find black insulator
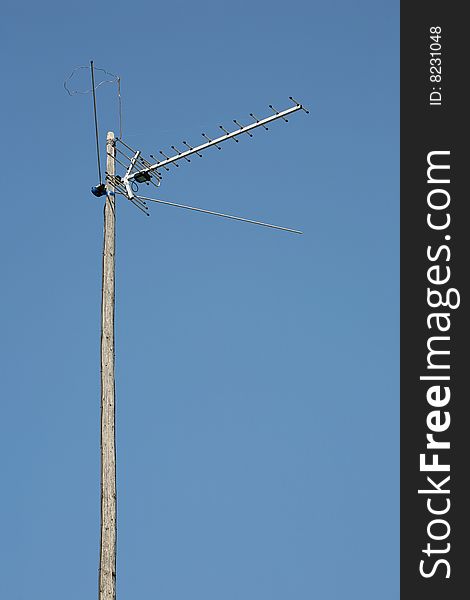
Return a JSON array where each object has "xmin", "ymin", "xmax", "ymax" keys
[{"xmin": 91, "ymin": 183, "xmax": 107, "ymax": 197}]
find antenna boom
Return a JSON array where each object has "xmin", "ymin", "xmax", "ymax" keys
[{"xmin": 127, "ymin": 103, "xmax": 304, "ymax": 180}]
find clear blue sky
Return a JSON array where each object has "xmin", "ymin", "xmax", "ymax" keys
[{"xmin": 1, "ymin": 1, "xmax": 398, "ymax": 598}]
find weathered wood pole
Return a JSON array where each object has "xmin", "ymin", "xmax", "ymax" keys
[{"xmin": 99, "ymin": 131, "xmax": 117, "ymax": 600}]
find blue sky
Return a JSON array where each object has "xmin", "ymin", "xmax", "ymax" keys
[{"xmin": 1, "ymin": 1, "xmax": 398, "ymax": 598}]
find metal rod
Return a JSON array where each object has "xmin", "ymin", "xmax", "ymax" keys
[
  {"xmin": 136, "ymin": 195, "xmax": 303, "ymax": 234},
  {"xmin": 114, "ymin": 191, "xmax": 149, "ymax": 215},
  {"xmin": 132, "ymin": 195, "xmax": 149, "ymax": 209},
  {"xmin": 117, "ymin": 140, "xmax": 162, "ymax": 173},
  {"xmin": 160, "ymin": 150, "xmax": 179, "ymax": 167},
  {"xmin": 289, "ymin": 96, "xmax": 309, "ymax": 113},
  {"xmin": 220, "ymin": 125, "xmax": 239, "ymax": 141},
  {"xmin": 125, "ymin": 151, "xmax": 141, "ymax": 179},
  {"xmin": 90, "ymin": 60, "xmax": 102, "ymax": 184},
  {"xmin": 106, "ymin": 181, "xmax": 128, "ymax": 198},
  {"xmin": 105, "ymin": 173, "xmax": 126, "ymax": 188},
  {"xmin": 150, "ymin": 155, "xmax": 170, "ymax": 171},
  {"xmin": 116, "ymin": 138, "xmax": 139, "ymax": 154},
  {"xmin": 129, "ymin": 103, "xmax": 303, "ymax": 179},
  {"xmin": 234, "ymin": 120, "xmax": 253, "ymax": 136},
  {"xmin": 202, "ymin": 133, "xmax": 221, "ymax": 149},
  {"xmin": 117, "ymin": 77, "xmax": 123, "ymax": 139},
  {"xmin": 117, "ymin": 139, "xmax": 161, "ymax": 175},
  {"xmin": 116, "ymin": 146, "xmax": 135, "ymax": 163},
  {"xmin": 183, "ymin": 141, "xmax": 203, "ymax": 157},
  {"xmin": 269, "ymin": 104, "xmax": 288, "ymax": 122},
  {"xmin": 138, "ymin": 155, "xmax": 156, "ymax": 169},
  {"xmin": 171, "ymin": 145, "xmax": 191, "ymax": 161},
  {"xmin": 134, "ymin": 154, "xmax": 162, "ymax": 179},
  {"xmin": 128, "ymin": 196, "xmax": 150, "ymax": 216},
  {"xmin": 108, "ymin": 152, "xmax": 138, "ymax": 172},
  {"xmin": 250, "ymin": 113, "xmax": 269, "ymax": 130}
]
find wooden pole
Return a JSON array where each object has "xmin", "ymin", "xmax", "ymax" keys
[{"xmin": 99, "ymin": 131, "xmax": 117, "ymax": 600}]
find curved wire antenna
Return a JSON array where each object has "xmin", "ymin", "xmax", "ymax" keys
[
  {"xmin": 64, "ymin": 62, "xmax": 123, "ymax": 143},
  {"xmin": 134, "ymin": 194, "xmax": 303, "ymax": 234},
  {"xmin": 64, "ymin": 64, "xmax": 119, "ymax": 95}
]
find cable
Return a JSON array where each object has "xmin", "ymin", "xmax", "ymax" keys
[
  {"xmin": 117, "ymin": 77, "xmax": 122, "ymax": 140},
  {"xmin": 90, "ymin": 61, "xmax": 102, "ymax": 185}
]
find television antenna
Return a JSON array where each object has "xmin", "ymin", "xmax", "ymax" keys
[
  {"xmin": 98, "ymin": 99, "xmax": 308, "ymax": 233},
  {"xmin": 66, "ymin": 60, "xmax": 308, "ymax": 600}
]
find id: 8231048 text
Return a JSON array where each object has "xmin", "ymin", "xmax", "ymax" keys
[{"xmin": 429, "ymin": 26, "xmax": 443, "ymax": 106}]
